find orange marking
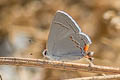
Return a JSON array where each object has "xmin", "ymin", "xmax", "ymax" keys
[{"xmin": 84, "ymin": 44, "xmax": 89, "ymax": 52}]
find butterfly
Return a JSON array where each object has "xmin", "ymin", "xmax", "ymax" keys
[{"xmin": 43, "ymin": 10, "xmax": 93, "ymax": 61}]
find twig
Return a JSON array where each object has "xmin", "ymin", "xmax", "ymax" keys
[
  {"xmin": 0, "ymin": 57, "xmax": 120, "ymax": 74},
  {"xmin": 65, "ymin": 74, "xmax": 120, "ymax": 80}
]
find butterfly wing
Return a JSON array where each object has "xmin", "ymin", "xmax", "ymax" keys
[
  {"xmin": 47, "ymin": 10, "xmax": 91, "ymax": 60},
  {"xmin": 50, "ymin": 32, "xmax": 91, "ymax": 60},
  {"xmin": 47, "ymin": 10, "xmax": 81, "ymax": 54}
]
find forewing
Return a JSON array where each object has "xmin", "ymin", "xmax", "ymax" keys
[
  {"xmin": 47, "ymin": 10, "xmax": 81, "ymax": 55},
  {"xmin": 56, "ymin": 10, "xmax": 81, "ymax": 33}
]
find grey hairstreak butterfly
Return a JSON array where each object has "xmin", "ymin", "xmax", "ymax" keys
[{"xmin": 43, "ymin": 10, "xmax": 93, "ymax": 61}]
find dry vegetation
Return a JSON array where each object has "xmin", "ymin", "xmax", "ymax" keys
[{"xmin": 0, "ymin": 0, "xmax": 120, "ymax": 80}]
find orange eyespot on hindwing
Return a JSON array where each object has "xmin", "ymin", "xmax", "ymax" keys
[{"xmin": 84, "ymin": 44, "xmax": 89, "ymax": 52}]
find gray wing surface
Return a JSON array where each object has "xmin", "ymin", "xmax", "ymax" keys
[
  {"xmin": 47, "ymin": 10, "xmax": 92, "ymax": 60},
  {"xmin": 47, "ymin": 10, "xmax": 81, "ymax": 54},
  {"xmin": 51, "ymin": 32, "xmax": 91, "ymax": 60}
]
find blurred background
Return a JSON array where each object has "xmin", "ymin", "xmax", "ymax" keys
[{"xmin": 0, "ymin": 0, "xmax": 120, "ymax": 80}]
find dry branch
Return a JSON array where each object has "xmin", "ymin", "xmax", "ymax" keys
[
  {"xmin": 0, "ymin": 57, "xmax": 120, "ymax": 74},
  {"xmin": 65, "ymin": 74, "xmax": 120, "ymax": 80}
]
